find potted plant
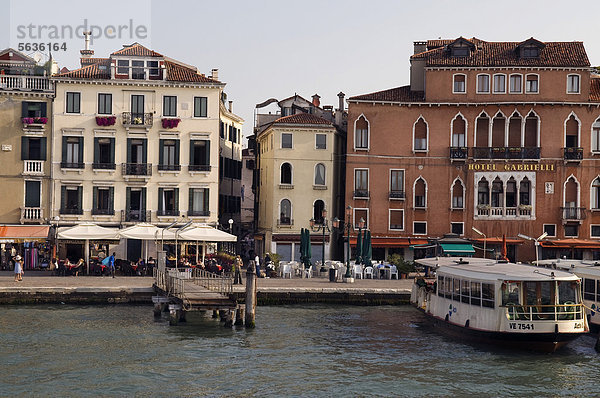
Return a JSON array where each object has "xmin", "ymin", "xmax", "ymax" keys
[
  {"xmin": 95, "ymin": 116, "xmax": 116, "ymax": 126},
  {"xmin": 388, "ymin": 254, "xmax": 415, "ymax": 279},
  {"xmin": 477, "ymin": 204, "xmax": 491, "ymax": 210},
  {"xmin": 133, "ymin": 117, "xmax": 143, "ymax": 125},
  {"xmin": 161, "ymin": 118, "xmax": 181, "ymax": 129}
]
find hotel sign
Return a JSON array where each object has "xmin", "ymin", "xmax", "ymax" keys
[{"xmin": 468, "ymin": 163, "xmax": 555, "ymax": 172}]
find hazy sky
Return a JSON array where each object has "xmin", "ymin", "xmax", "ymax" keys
[{"xmin": 3, "ymin": 0, "xmax": 600, "ymax": 141}]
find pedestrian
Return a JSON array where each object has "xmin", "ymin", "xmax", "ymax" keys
[
  {"xmin": 254, "ymin": 253, "xmax": 261, "ymax": 278},
  {"xmin": 13, "ymin": 254, "xmax": 23, "ymax": 282},
  {"xmin": 108, "ymin": 252, "xmax": 116, "ymax": 278},
  {"xmin": 233, "ymin": 255, "xmax": 243, "ymax": 285}
]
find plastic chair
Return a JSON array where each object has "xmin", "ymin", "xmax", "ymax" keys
[
  {"xmin": 364, "ymin": 266, "xmax": 374, "ymax": 279},
  {"xmin": 303, "ymin": 266, "xmax": 312, "ymax": 279},
  {"xmin": 353, "ymin": 264, "xmax": 363, "ymax": 279},
  {"xmin": 389, "ymin": 265, "xmax": 398, "ymax": 280},
  {"xmin": 282, "ymin": 263, "xmax": 293, "ymax": 279}
]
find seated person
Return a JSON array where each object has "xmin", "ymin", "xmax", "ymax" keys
[{"xmin": 75, "ymin": 258, "xmax": 85, "ymax": 276}]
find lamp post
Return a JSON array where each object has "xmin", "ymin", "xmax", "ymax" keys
[
  {"xmin": 472, "ymin": 227, "xmax": 486, "ymax": 258},
  {"xmin": 175, "ymin": 220, "xmax": 193, "ymax": 270},
  {"xmin": 228, "ymin": 218, "xmax": 234, "ymax": 254},
  {"xmin": 52, "ymin": 215, "xmax": 60, "ymax": 260},
  {"xmin": 333, "ymin": 205, "xmax": 363, "ymax": 279},
  {"xmin": 310, "ymin": 208, "xmax": 330, "ymax": 270},
  {"xmin": 518, "ymin": 232, "xmax": 548, "ymax": 265}
]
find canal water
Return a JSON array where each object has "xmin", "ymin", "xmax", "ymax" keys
[{"xmin": 1, "ymin": 305, "xmax": 599, "ymax": 397}]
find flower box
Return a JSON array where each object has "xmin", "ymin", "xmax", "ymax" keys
[
  {"xmin": 95, "ymin": 116, "xmax": 116, "ymax": 126},
  {"xmin": 477, "ymin": 204, "xmax": 491, "ymax": 210},
  {"xmin": 518, "ymin": 204, "xmax": 532, "ymax": 211},
  {"xmin": 22, "ymin": 117, "xmax": 48, "ymax": 125},
  {"xmin": 162, "ymin": 118, "xmax": 180, "ymax": 129}
]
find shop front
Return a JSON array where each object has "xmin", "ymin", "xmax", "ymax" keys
[{"xmin": 0, "ymin": 225, "xmax": 51, "ymax": 270}]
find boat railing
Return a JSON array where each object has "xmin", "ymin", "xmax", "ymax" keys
[{"xmin": 504, "ymin": 303, "xmax": 584, "ymax": 321}]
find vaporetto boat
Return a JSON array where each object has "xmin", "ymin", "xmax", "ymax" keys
[{"xmin": 411, "ymin": 257, "xmax": 588, "ymax": 352}]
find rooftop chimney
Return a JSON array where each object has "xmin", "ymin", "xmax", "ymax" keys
[
  {"xmin": 413, "ymin": 41, "xmax": 427, "ymax": 55},
  {"xmin": 211, "ymin": 68, "xmax": 219, "ymax": 80},
  {"xmin": 337, "ymin": 92, "xmax": 345, "ymax": 111},
  {"xmin": 228, "ymin": 100, "xmax": 233, "ymax": 113},
  {"xmin": 312, "ymin": 94, "xmax": 321, "ymax": 107},
  {"xmin": 80, "ymin": 31, "xmax": 94, "ymax": 59}
]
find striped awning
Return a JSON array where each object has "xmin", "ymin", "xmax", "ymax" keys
[{"xmin": 0, "ymin": 225, "xmax": 50, "ymax": 242}]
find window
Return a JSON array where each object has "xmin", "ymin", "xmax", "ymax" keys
[
  {"xmin": 452, "ymin": 115, "xmax": 466, "ymax": 147},
  {"xmin": 413, "ymin": 221, "xmax": 427, "ymax": 235},
  {"xmin": 60, "ymin": 186, "xmax": 82, "ymax": 214},
  {"xmin": 281, "ymin": 133, "xmax": 292, "ymax": 148},
  {"xmin": 147, "ymin": 60, "xmax": 159, "ymax": 76},
  {"xmin": 491, "ymin": 178, "xmax": 504, "ymax": 208},
  {"xmin": 522, "ymin": 47, "xmax": 539, "ymax": 58},
  {"xmin": 567, "ymin": 74, "xmax": 580, "ymax": 94},
  {"xmin": 470, "ymin": 281, "xmax": 481, "ymax": 306},
  {"xmin": 414, "ymin": 178, "xmax": 426, "ymax": 208},
  {"xmin": 482, "ymin": 283, "xmax": 495, "ymax": 308},
  {"xmin": 354, "ymin": 208, "xmax": 368, "ymax": 229},
  {"xmin": 131, "ymin": 60, "xmax": 145, "ymax": 79},
  {"xmin": 493, "ymin": 74, "xmax": 506, "ymax": 93},
  {"xmin": 565, "ymin": 114, "xmax": 580, "ymax": 148},
  {"xmin": 453, "ymin": 74, "xmax": 466, "ymax": 93},
  {"xmin": 451, "ymin": 222, "xmax": 464, "ymax": 235},
  {"xmin": 477, "ymin": 74, "xmax": 490, "ymax": 93},
  {"xmin": 390, "ymin": 170, "xmax": 404, "ymax": 198},
  {"xmin": 565, "ymin": 224, "xmax": 578, "ymax": 237},
  {"xmin": 592, "ymin": 120, "xmax": 600, "ymax": 152},
  {"xmin": 520, "ymin": 178, "xmax": 531, "ymax": 206},
  {"xmin": 131, "ymin": 95, "xmax": 144, "ymax": 119},
  {"xmin": 543, "ymin": 224, "xmax": 557, "ymax": 237},
  {"xmin": 354, "ymin": 169, "xmax": 368, "ymax": 197},
  {"xmin": 97, "ymin": 94, "xmax": 112, "ymax": 115},
  {"xmin": 189, "ymin": 188, "xmax": 209, "ymax": 216},
  {"xmin": 313, "ymin": 200, "xmax": 325, "ymax": 224},
  {"xmin": 593, "ymin": 177, "xmax": 600, "ymax": 210},
  {"xmin": 280, "ymin": 163, "xmax": 292, "ymax": 184},
  {"xmin": 190, "ymin": 140, "xmax": 210, "ymax": 171},
  {"xmin": 92, "ymin": 187, "xmax": 114, "ymax": 215},
  {"xmin": 66, "ymin": 92, "xmax": 81, "ymax": 113},
  {"xmin": 389, "ymin": 209, "xmax": 404, "ymax": 230},
  {"xmin": 21, "ymin": 137, "xmax": 46, "ymax": 160},
  {"xmin": 159, "ymin": 139, "xmax": 179, "ymax": 170},
  {"xmin": 279, "ymin": 199, "xmax": 291, "ymax": 225},
  {"xmin": 117, "ymin": 59, "xmax": 129, "ymax": 74},
  {"xmin": 452, "ymin": 180, "xmax": 464, "ymax": 209},
  {"xmin": 592, "ymin": 225, "xmax": 600, "ymax": 238},
  {"xmin": 316, "ymin": 134, "xmax": 326, "ymax": 149},
  {"xmin": 194, "ymin": 97, "xmax": 207, "ymax": 117},
  {"xmin": 354, "ymin": 115, "xmax": 369, "ymax": 149},
  {"xmin": 509, "ymin": 74, "xmax": 522, "ymax": 93},
  {"xmin": 62, "ymin": 136, "xmax": 83, "ymax": 168},
  {"xmin": 314, "ymin": 163, "xmax": 325, "ymax": 186},
  {"xmin": 414, "ymin": 117, "xmax": 428, "ymax": 151},
  {"xmin": 24, "ymin": 180, "xmax": 40, "ymax": 208},
  {"xmin": 163, "ymin": 96, "xmax": 177, "ymax": 117},
  {"xmin": 22, "ymin": 101, "xmax": 47, "ymax": 118},
  {"xmin": 526, "ymin": 75, "xmax": 539, "ymax": 93},
  {"xmin": 478, "ymin": 178, "xmax": 490, "ymax": 206},
  {"xmin": 93, "ymin": 137, "xmax": 115, "ymax": 169},
  {"xmin": 505, "ymin": 178, "xmax": 517, "ymax": 208},
  {"xmin": 158, "ymin": 188, "xmax": 179, "ymax": 216}
]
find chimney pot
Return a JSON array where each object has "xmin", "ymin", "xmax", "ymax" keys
[
  {"xmin": 228, "ymin": 101, "xmax": 233, "ymax": 113},
  {"xmin": 337, "ymin": 92, "xmax": 345, "ymax": 111},
  {"xmin": 312, "ymin": 94, "xmax": 321, "ymax": 107},
  {"xmin": 211, "ymin": 68, "xmax": 219, "ymax": 80}
]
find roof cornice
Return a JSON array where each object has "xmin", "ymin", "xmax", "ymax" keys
[{"xmin": 50, "ymin": 77, "xmax": 225, "ymax": 89}]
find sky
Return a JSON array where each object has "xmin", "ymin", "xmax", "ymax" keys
[{"xmin": 3, "ymin": 0, "xmax": 600, "ymax": 141}]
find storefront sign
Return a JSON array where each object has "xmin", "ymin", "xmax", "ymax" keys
[{"xmin": 468, "ymin": 163, "xmax": 555, "ymax": 172}]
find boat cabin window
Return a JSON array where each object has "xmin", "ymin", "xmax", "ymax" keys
[
  {"xmin": 437, "ymin": 275, "xmax": 444, "ymax": 297},
  {"xmin": 461, "ymin": 280, "xmax": 470, "ymax": 304},
  {"xmin": 557, "ymin": 280, "xmax": 579, "ymax": 304},
  {"xmin": 445, "ymin": 277, "xmax": 452, "ymax": 299},
  {"xmin": 481, "ymin": 283, "xmax": 495, "ymax": 308},
  {"xmin": 501, "ymin": 281, "xmax": 521, "ymax": 306},
  {"xmin": 583, "ymin": 278, "xmax": 600, "ymax": 302},
  {"xmin": 524, "ymin": 281, "xmax": 556, "ymax": 307},
  {"xmin": 437, "ymin": 275, "xmax": 495, "ymax": 308},
  {"xmin": 470, "ymin": 282, "xmax": 481, "ymax": 306},
  {"xmin": 453, "ymin": 278, "xmax": 461, "ymax": 302}
]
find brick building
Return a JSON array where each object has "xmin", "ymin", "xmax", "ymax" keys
[{"xmin": 346, "ymin": 37, "xmax": 600, "ymax": 262}]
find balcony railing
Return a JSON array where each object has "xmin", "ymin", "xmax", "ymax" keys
[
  {"xmin": 60, "ymin": 207, "xmax": 83, "ymax": 215},
  {"xmin": 20, "ymin": 207, "xmax": 43, "ymax": 223},
  {"xmin": 23, "ymin": 160, "xmax": 44, "ymax": 175},
  {"xmin": 0, "ymin": 75, "xmax": 52, "ymax": 91},
  {"xmin": 122, "ymin": 163, "xmax": 152, "ymax": 176},
  {"xmin": 188, "ymin": 210, "xmax": 210, "ymax": 217},
  {"xmin": 121, "ymin": 210, "xmax": 151, "ymax": 223},
  {"xmin": 156, "ymin": 209, "xmax": 180, "ymax": 217},
  {"xmin": 93, "ymin": 162, "xmax": 116, "ymax": 170},
  {"xmin": 122, "ymin": 112, "xmax": 153, "ymax": 128},
  {"xmin": 189, "ymin": 164, "xmax": 211, "ymax": 172},
  {"xmin": 564, "ymin": 147, "xmax": 583, "ymax": 161},
  {"xmin": 472, "ymin": 147, "xmax": 540, "ymax": 160},
  {"xmin": 389, "ymin": 190, "xmax": 405, "ymax": 200},
  {"xmin": 476, "ymin": 205, "xmax": 532, "ymax": 217},
  {"xmin": 91, "ymin": 208, "xmax": 115, "ymax": 216},
  {"xmin": 60, "ymin": 162, "xmax": 85, "ymax": 169},
  {"xmin": 277, "ymin": 218, "xmax": 293, "ymax": 226},
  {"xmin": 449, "ymin": 147, "xmax": 467, "ymax": 160},
  {"xmin": 158, "ymin": 164, "xmax": 181, "ymax": 171},
  {"xmin": 353, "ymin": 190, "xmax": 369, "ymax": 199},
  {"xmin": 561, "ymin": 207, "xmax": 586, "ymax": 221}
]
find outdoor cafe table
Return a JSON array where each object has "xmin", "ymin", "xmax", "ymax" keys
[{"xmin": 374, "ymin": 264, "xmax": 391, "ymax": 279}]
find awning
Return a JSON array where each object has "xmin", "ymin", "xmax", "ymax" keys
[
  {"xmin": 440, "ymin": 243, "xmax": 475, "ymax": 255},
  {"xmin": 471, "ymin": 237, "xmax": 524, "ymax": 244},
  {"xmin": 539, "ymin": 239, "xmax": 600, "ymax": 249},
  {"xmin": 348, "ymin": 237, "xmax": 428, "ymax": 248},
  {"xmin": 0, "ymin": 225, "xmax": 50, "ymax": 242}
]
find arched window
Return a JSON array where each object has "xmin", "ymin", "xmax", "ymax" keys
[
  {"xmin": 492, "ymin": 112, "xmax": 506, "ymax": 147},
  {"xmin": 279, "ymin": 199, "xmax": 291, "ymax": 225},
  {"xmin": 565, "ymin": 114, "xmax": 580, "ymax": 148},
  {"xmin": 506, "ymin": 177, "xmax": 517, "ymax": 207},
  {"xmin": 592, "ymin": 177, "xmax": 600, "ymax": 210},
  {"xmin": 313, "ymin": 200, "xmax": 324, "ymax": 224},
  {"xmin": 519, "ymin": 178, "xmax": 531, "ymax": 206},
  {"xmin": 564, "ymin": 176, "xmax": 580, "ymax": 221},
  {"xmin": 491, "ymin": 177, "xmax": 504, "ymax": 208},
  {"xmin": 524, "ymin": 111, "xmax": 539, "ymax": 148},
  {"xmin": 508, "ymin": 112, "xmax": 522, "ymax": 148},
  {"xmin": 354, "ymin": 115, "xmax": 369, "ymax": 149},
  {"xmin": 280, "ymin": 162, "xmax": 292, "ymax": 184},
  {"xmin": 314, "ymin": 163, "xmax": 325, "ymax": 185},
  {"xmin": 475, "ymin": 112, "xmax": 490, "ymax": 148},
  {"xmin": 451, "ymin": 179, "xmax": 464, "ymax": 209},
  {"xmin": 414, "ymin": 177, "xmax": 427, "ymax": 208},
  {"xmin": 452, "ymin": 114, "xmax": 466, "ymax": 147},
  {"xmin": 413, "ymin": 117, "xmax": 428, "ymax": 151},
  {"xmin": 592, "ymin": 118, "xmax": 600, "ymax": 152},
  {"xmin": 478, "ymin": 178, "xmax": 489, "ymax": 206}
]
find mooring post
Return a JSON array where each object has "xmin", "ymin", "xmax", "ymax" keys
[
  {"xmin": 153, "ymin": 303, "xmax": 162, "ymax": 318},
  {"xmin": 219, "ymin": 309, "xmax": 228, "ymax": 322},
  {"xmin": 168, "ymin": 304, "xmax": 181, "ymax": 326},
  {"xmin": 235, "ymin": 306, "xmax": 244, "ymax": 326},
  {"xmin": 224, "ymin": 309, "xmax": 234, "ymax": 328},
  {"xmin": 212, "ymin": 310, "xmax": 218, "ymax": 319},
  {"xmin": 245, "ymin": 260, "xmax": 257, "ymax": 328}
]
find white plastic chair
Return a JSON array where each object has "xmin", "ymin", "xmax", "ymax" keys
[
  {"xmin": 353, "ymin": 264, "xmax": 363, "ymax": 279},
  {"xmin": 282, "ymin": 263, "xmax": 293, "ymax": 279},
  {"xmin": 364, "ymin": 266, "xmax": 374, "ymax": 279},
  {"xmin": 389, "ymin": 265, "xmax": 398, "ymax": 280},
  {"xmin": 303, "ymin": 265, "xmax": 313, "ymax": 279}
]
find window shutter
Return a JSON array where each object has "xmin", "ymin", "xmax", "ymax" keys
[
  {"xmin": 109, "ymin": 187, "xmax": 114, "ymax": 214},
  {"xmin": 174, "ymin": 140, "xmax": 180, "ymax": 165},
  {"xmin": 158, "ymin": 188, "xmax": 164, "ymax": 212},
  {"xmin": 62, "ymin": 136, "xmax": 67, "ymax": 162},
  {"xmin": 126, "ymin": 138, "xmax": 132, "ymax": 163},
  {"xmin": 142, "ymin": 139, "xmax": 147, "ymax": 163},
  {"xmin": 141, "ymin": 187, "xmax": 147, "ymax": 212},
  {"xmin": 21, "ymin": 102, "xmax": 28, "ymax": 118},
  {"xmin": 21, "ymin": 137, "xmax": 29, "ymax": 160},
  {"xmin": 77, "ymin": 186, "xmax": 83, "ymax": 211},
  {"xmin": 174, "ymin": 188, "xmax": 179, "ymax": 213},
  {"xmin": 109, "ymin": 138, "xmax": 115, "ymax": 164},
  {"xmin": 25, "ymin": 181, "xmax": 40, "ymax": 207},
  {"xmin": 78, "ymin": 137, "xmax": 84, "ymax": 165},
  {"xmin": 189, "ymin": 188, "xmax": 194, "ymax": 213},
  {"xmin": 41, "ymin": 102, "xmax": 47, "ymax": 117},
  {"xmin": 93, "ymin": 187, "xmax": 98, "ymax": 211},
  {"xmin": 203, "ymin": 188, "xmax": 209, "ymax": 212},
  {"xmin": 189, "ymin": 140, "xmax": 195, "ymax": 165},
  {"xmin": 94, "ymin": 138, "xmax": 100, "ymax": 164},
  {"xmin": 126, "ymin": 187, "xmax": 131, "ymax": 212},
  {"xmin": 158, "ymin": 139, "xmax": 164, "ymax": 165},
  {"xmin": 205, "ymin": 140, "xmax": 210, "ymax": 165},
  {"xmin": 40, "ymin": 137, "xmax": 47, "ymax": 161},
  {"xmin": 60, "ymin": 186, "xmax": 67, "ymax": 211}
]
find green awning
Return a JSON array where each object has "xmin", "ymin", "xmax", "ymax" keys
[{"xmin": 440, "ymin": 243, "xmax": 475, "ymax": 255}]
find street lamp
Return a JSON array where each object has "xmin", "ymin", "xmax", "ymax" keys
[
  {"xmin": 518, "ymin": 232, "xmax": 548, "ymax": 265},
  {"xmin": 228, "ymin": 218, "xmax": 234, "ymax": 254},
  {"xmin": 310, "ymin": 208, "xmax": 330, "ymax": 271},
  {"xmin": 52, "ymin": 215, "xmax": 60, "ymax": 259},
  {"xmin": 333, "ymin": 206, "xmax": 363, "ymax": 279},
  {"xmin": 472, "ymin": 227, "xmax": 486, "ymax": 258}
]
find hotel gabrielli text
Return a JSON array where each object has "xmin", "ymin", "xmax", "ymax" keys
[{"xmin": 346, "ymin": 37, "xmax": 600, "ymax": 262}]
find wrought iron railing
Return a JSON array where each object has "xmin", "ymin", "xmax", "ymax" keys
[
  {"xmin": 389, "ymin": 190, "xmax": 405, "ymax": 199},
  {"xmin": 188, "ymin": 210, "xmax": 210, "ymax": 217},
  {"xmin": 121, "ymin": 209, "xmax": 151, "ymax": 223},
  {"xmin": 564, "ymin": 147, "xmax": 583, "ymax": 161},
  {"xmin": 93, "ymin": 162, "xmax": 116, "ymax": 170},
  {"xmin": 122, "ymin": 163, "xmax": 152, "ymax": 176},
  {"xmin": 158, "ymin": 164, "xmax": 181, "ymax": 171},
  {"xmin": 561, "ymin": 207, "xmax": 586, "ymax": 221},
  {"xmin": 353, "ymin": 190, "xmax": 369, "ymax": 199},
  {"xmin": 157, "ymin": 209, "xmax": 180, "ymax": 217},
  {"xmin": 449, "ymin": 146, "xmax": 467, "ymax": 159},
  {"xmin": 91, "ymin": 208, "xmax": 115, "ymax": 215},
  {"xmin": 189, "ymin": 164, "xmax": 211, "ymax": 172},
  {"xmin": 122, "ymin": 112, "xmax": 153, "ymax": 128}
]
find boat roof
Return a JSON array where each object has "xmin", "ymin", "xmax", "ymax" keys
[
  {"xmin": 416, "ymin": 257, "xmax": 579, "ymax": 282},
  {"xmin": 536, "ymin": 259, "xmax": 600, "ymax": 277}
]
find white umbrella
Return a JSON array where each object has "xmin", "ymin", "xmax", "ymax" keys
[
  {"xmin": 118, "ymin": 223, "xmax": 176, "ymax": 265},
  {"xmin": 178, "ymin": 224, "xmax": 237, "ymax": 266},
  {"xmin": 57, "ymin": 223, "xmax": 119, "ymax": 274}
]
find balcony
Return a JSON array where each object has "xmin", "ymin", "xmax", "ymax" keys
[
  {"xmin": 353, "ymin": 190, "xmax": 370, "ymax": 199},
  {"xmin": 158, "ymin": 164, "xmax": 181, "ymax": 172},
  {"xmin": 449, "ymin": 147, "xmax": 467, "ymax": 160},
  {"xmin": 60, "ymin": 207, "xmax": 83, "ymax": 215},
  {"xmin": 122, "ymin": 112, "xmax": 153, "ymax": 129},
  {"xmin": 156, "ymin": 209, "xmax": 180, "ymax": 217},
  {"xmin": 60, "ymin": 162, "xmax": 85, "ymax": 169},
  {"xmin": 189, "ymin": 164, "xmax": 211, "ymax": 172},
  {"xmin": 277, "ymin": 218, "xmax": 293, "ymax": 227},
  {"xmin": 561, "ymin": 207, "xmax": 586, "ymax": 221},
  {"xmin": 0, "ymin": 75, "xmax": 52, "ymax": 92},
  {"xmin": 122, "ymin": 163, "xmax": 152, "ymax": 176},
  {"xmin": 91, "ymin": 208, "xmax": 115, "ymax": 216},
  {"xmin": 188, "ymin": 210, "xmax": 210, "ymax": 217},
  {"xmin": 23, "ymin": 160, "xmax": 44, "ymax": 175},
  {"xmin": 564, "ymin": 147, "xmax": 583, "ymax": 162},
  {"xmin": 20, "ymin": 207, "xmax": 43, "ymax": 223},
  {"xmin": 121, "ymin": 210, "xmax": 151, "ymax": 223},
  {"xmin": 477, "ymin": 205, "xmax": 533, "ymax": 218},
  {"xmin": 389, "ymin": 190, "xmax": 405, "ymax": 200},
  {"xmin": 92, "ymin": 162, "xmax": 116, "ymax": 170},
  {"xmin": 472, "ymin": 147, "xmax": 540, "ymax": 160}
]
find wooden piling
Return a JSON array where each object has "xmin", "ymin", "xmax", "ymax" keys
[
  {"xmin": 153, "ymin": 304, "xmax": 162, "ymax": 318},
  {"xmin": 219, "ymin": 309, "xmax": 227, "ymax": 322},
  {"xmin": 224, "ymin": 309, "xmax": 234, "ymax": 327},
  {"xmin": 245, "ymin": 260, "xmax": 257, "ymax": 328},
  {"xmin": 212, "ymin": 310, "xmax": 219, "ymax": 319},
  {"xmin": 235, "ymin": 306, "xmax": 244, "ymax": 326}
]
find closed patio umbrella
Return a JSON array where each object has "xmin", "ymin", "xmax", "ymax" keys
[
  {"xmin": 304, "ymin": 229, "xmax": 312, "ymax": 269},
  {"xmin": 363, "ymin": 230, "xmax": 372, "ymax": 267},
  {"xmin": 299, "ymin": 228, "xmax": 306, "ymax": 265},
  {"xmin": 355, "ymin": 229, "xmax": 363, "ymax": 265}
]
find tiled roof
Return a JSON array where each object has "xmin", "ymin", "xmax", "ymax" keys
[
  {"xmin": 272, "ymin": 113, "xmax": 333, "ymax": 125},
  {"xmin": 164, "ymin": 61, "xmax": 220, "ymax": 83},
  {"xmin": 412, "ymin": 38, "xmax": 590, "ymax": 68},
  {"xmin": 80, "ymin": 57, "xmax": 108, "ymax": 66},
  {"xmin": 111, "ymin": 43, "xmax": 163, "ymax": 57},
  {"xmin": 55, "ymin": 59, "xmax": 111, "ymax": 79},
  {"xmin": 590, "ymin": 78, "xmax": 600, "ymax": 102},
  {"xmin": 349, "ymin": 85, "xmax": 425, "ymax": 102}
]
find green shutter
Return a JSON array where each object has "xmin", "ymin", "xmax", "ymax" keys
[
  {"xmin": 41, "ymin": 102, "xmax": 47, "ymax": 118},
  {"xmin": 201, "ymin": 97, "xmax": 207, "ymax": 117},
  {"xmin": 142, "ymin": 139, "xmax": 147, "ymax": 163},
  {"xmin": 93, "ymin": 187, "xmax": 98, "ymax": 211},
  {"xmin": 21, "ymin": 102, "xmax": 27, "ymax": 117},
  {"xmin": 189, "ymin": 140, "xmax": 195, "ymax": 165},
  {"xmin": 62, "ymin": 137, "xmax": 68, "ymax": 163},
  {"xmin": 94, "ymin": 138, "xmax": 100, "ymax": 164},
  {"xmin": 109, "ymin": 187, "xmax": 114, "ymax": 214},
  {"xmin": 78, "ymin": 137, "xmax": 84, "ymax": 165},
  {"xmin": 126, "ymin": 187, "xmax": 131, "ymax": 212},
  {"xmin": 204, "ymin": 188, "xmax": 209, "ymax": 212},
  {"xmin": 126, "ymin": 138, "xmax": 132, "ymax": 163},
  {"xmin": 189, "ymin": 188, "xmax": 194, "ymax": 213},
  {"xmin": 21, "ymin": 137, "xmax": 29, "ymax": 160},
  {"xmin": 60, "ymin": 186, "xmax": 67, "ymax": 211},
  {"xmin": 141, "ymin": 187, "xmax": 147, "ymax": 212},
  {"xmin": 77, "ymin": 186, "xmax": 83, "ymax": 212},
  {"xmin": 158, "ymin": 188, "xmax": 164, "ymax": 213},
  {"xmin": 174, "ymin": 140, "xmax": 180, "ymax": 165},
  {"xmin": 205, "ymin": 140, "xmax": 211, "ymax": 165},
  {"xmin": 109, "ymin": 138, "xmax": 115, "ymax": 164},
  {"xmin": 40, "ymin": 137, "xmax": 47, "ymax": 161},
  {"xmin": 174, "ymin": 188, "xmax": 179, "ymax": 213},
  {"xmin": 158, "ymin": 139, "xmax": 164, "ymax": 166}
]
